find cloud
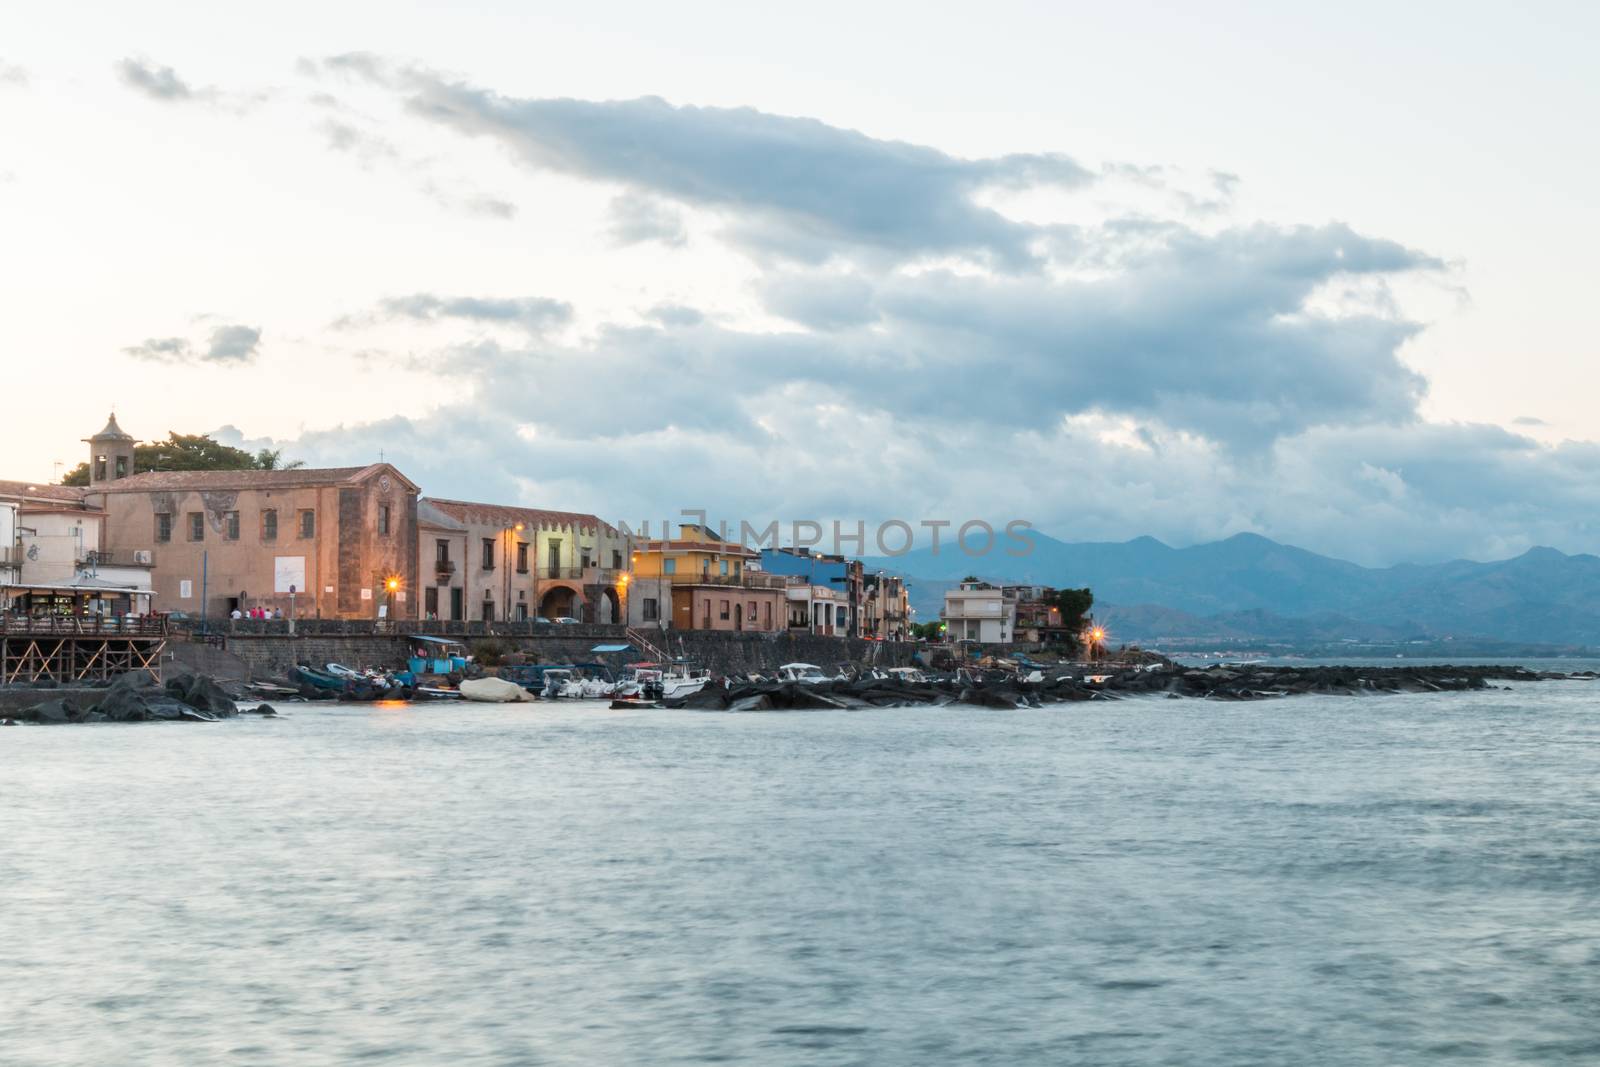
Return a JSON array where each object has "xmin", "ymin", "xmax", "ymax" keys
[
  {"xmin": 323, "ymin": 60, "xmax": 1092, "ymax": 269},
  {"xmin": 116, "ymin": 57, "xmax": 201, "ymax": 102},
  {"xmin": 365, "ymin": 293, "xmax": 572, "ymax": 335},
  {"xmin": 123, "ymin": 324, "xmax": 261, "ymax": 365},
  {"xmin": 206, "ymin": 324, "xmax": 262, "ymax": 362},
  {"xmin": 123, "ymin": 337, "xmax": 194, "ymax": 362},
  {"xmin": 608, "ymin": 193, "xmax": 687, "ymax": 247}
]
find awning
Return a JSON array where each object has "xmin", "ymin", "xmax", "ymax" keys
[
  {"xmin": 591, "ymin": 643, "xmax": 632, "ymax": 653},
  {"xmin": 1, "ymin": 580, "xmax": 154, "ymax": 595},
  {"xmin": 407, "ymin": 634, "xmax": 465, "ymax": 646}
]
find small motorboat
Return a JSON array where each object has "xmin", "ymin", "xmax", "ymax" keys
[{"xmin": 775, "ymin": 663, "xmax": 830, "ymax": 685}]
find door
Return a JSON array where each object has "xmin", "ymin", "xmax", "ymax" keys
[
  {"xmin": 735, "ymin": 603, "xmax": 742, "ymax": 630},
  {"xmin": 450, "ymin": 588, "xmax": 463, "ymax": 619}
]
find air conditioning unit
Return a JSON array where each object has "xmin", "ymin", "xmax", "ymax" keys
[{"xmin": 133, "ymin": 550, "xmax": 153, "ymax": 564}]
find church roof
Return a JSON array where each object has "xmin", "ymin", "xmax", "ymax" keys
[{"xmin": 85, "ymin": 413, "xmax": 135, "ymax": 443}]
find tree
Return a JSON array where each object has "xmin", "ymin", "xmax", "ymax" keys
[
  {"xmin": 60, "ymin": 432, "xmax": 302, "ymax": 485},
  {"xmin": 910, "ymin": 621, "xmax": 946, "ymax": 640},
  {"xmin": 1048, "ymin": 587, "xmax": 1095, "ymax": 634}
]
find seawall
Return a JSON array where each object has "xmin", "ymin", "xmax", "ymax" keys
[{"xmin": 200, "ymin": 627, "xmax": 923, "ymax": 680}]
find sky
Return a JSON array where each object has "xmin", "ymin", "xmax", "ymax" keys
[{"xmin": 3, "ymin": 1, "xmax": 1598, "ymax": 566}]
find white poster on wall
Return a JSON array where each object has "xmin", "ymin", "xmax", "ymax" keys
[
  {"xmin": 273, "ymin": 556, "xmax": 306, "ymax": 594},
  {"xmin": 360, "ymin": 588, "xmax": 372, "ymax": 600},
  {"xmin": 179, "ymin": 579, "xmax": 193, "ymax": 599}
]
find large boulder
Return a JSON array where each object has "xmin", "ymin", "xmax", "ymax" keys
[
  {"xmin": 24, "ymin": 697, "xmax": 79, "ymax": 724},
  {"xmin": 165, "ymin": 673, "xmax": 239, "ymax": 717}
]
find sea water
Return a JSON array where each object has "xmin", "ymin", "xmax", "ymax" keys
[{"xmin": 4, "ymin": 683, "xmax": 1598, "ymax": 1065}]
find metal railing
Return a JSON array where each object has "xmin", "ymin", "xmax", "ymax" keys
[
  {"xmin": 434, "ymin": 559, "xmax": 456, "ymax": 574},
  {"xmin": 677, "ymin": 573, "xmax": 786, "ymax": 589}
]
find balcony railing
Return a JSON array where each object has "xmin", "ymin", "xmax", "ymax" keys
[
  {"xmin": 434, "ymin": 559, "xmax": 456, "ymax": 574},
  {"xmin": 677, "ymin": 572, "xmax": 787, "ymax": 589}
]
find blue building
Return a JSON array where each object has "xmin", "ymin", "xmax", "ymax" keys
[{"xmin": 757, "ymin": 547, "xmax": 862, "ymax": 635}]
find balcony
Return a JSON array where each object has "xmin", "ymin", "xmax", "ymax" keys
[
  {"xmin": 677, "ymin": 572, "xmax": 787, "ymax": 590},
  {"xmin": 434, "ymin": 559, "xmax": 456, "ymax": 574}
]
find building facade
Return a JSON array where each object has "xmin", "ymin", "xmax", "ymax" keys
[
  {"xmin": 757, "ymin": 547, "xmax": 863, "ymax": 636},
  {"xmin": 0, "ymin": 471, "xmax": 155, "ymax": 617},
  {"xmin": 420, "ymin": 499, "xmax": 632, "ymax": 623},
  {"xmin": 630, "ymin": 525, "xmax": 787, "ymax": 632},
  {"xmin": 784, "ymin": 579, "xmax": 848, "ymax": 635},
  {"xmin": 861, "ymin": 572, "xmax": 912, "ymax": 639},
  {"xmin": 90, "ymin": 460, "xmax": 421, "ymax": 621},
  {"xmin": 941, "ymin": 580, "xmax": 1017, "ymax": 643}
]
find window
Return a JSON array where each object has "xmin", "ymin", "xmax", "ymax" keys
[
  {"xmin": 720, "ymin": 560, "xmax": 729, "ymax": 576},
  {"xmin": 224, "ymin": 511, "xmax": 240, "ymax": 541},
  {"xmin": 581, "ymin": 551, "xmax": 591, "ymax": 569},
  {"xmin": 612, "ymin": 550, "xmax": 621, "ymax": 570},
  {"xmin": 547, "ymin": 540, "xmax": 562, "ymax": 573},
  {"xmin": 516, "ymin": 542, "xmax": 529, "ymax": 573},
  {"xmin": 642, "ymin": 597, "xmax": 659, "ymax": 621},
  {"xmin": 720, "ymin": 599, "xmax": 730, "ymax": 620},
  {"xmin": 378, "ymin": 504, "xmax": 391, "ymax": 536},
  {"xmin": 435, "ymin": 539, "xmax": 450, "ymax": 564},
  {"xmin": 663, "ymin": 558, "xmax": 676, "ymax": 575},
  {"xmin": 424, "ymin": 587, "xmax": 439, "ymax": 617},
  {"xmin": 155, "ymin": 513, "xmax": 172, "ymax": 543},
  {"xmin": 261, "ymin": 509, "xmax": 277, "ymax": 542},
  {"xmin": 482, "ymin": 599, "xmax": 495, "ymax": 621},
  {"xmin": 748, "ymin": 600, "xmax": 757, "ymax": 625},
  {"xmin": 94, "ymin": 456, "xmax": 107, "ymax": 481},
  {"xmin": 733, "ymin": 561, "xmax": 742, "ymax": 578},
  {"xmin": 188, "ymin": 513, "xmax": 204, "ymax": 542},
  {"xmin": 299, "ymin": 510, "xmax": 315, "ymax": 538},
  {"xmin": 114, "ymin": 456, "xmax": 127, "ymax": 479},
  {"xmin": 481, "ymin": 538, "xmax": 495, "ymax": 570}
]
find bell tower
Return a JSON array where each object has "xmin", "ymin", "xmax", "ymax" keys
[{"xmin": 85, "ymin": 413, "xmax": 136, "ymax": 485}]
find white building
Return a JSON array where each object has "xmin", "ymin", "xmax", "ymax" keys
[
  {"xmin": 0, "ymin": 479, "xmax": 155, "ymax": 616},
  {"xmin": 785, "ymin": 579, "xmax": 848, "ymax": 635},
  {"xmin": 940, "ymin": 581, "xmax": 1017, "ymax": 643}
]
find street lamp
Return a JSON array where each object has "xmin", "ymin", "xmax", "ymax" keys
[{"xmin": 385, "ymin": 575, "xmax": 400, "ymax": 622}]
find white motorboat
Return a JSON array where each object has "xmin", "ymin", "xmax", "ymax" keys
[{"xmin": 775, "ymin": 663, "xmax": 830, "ymax": 685}]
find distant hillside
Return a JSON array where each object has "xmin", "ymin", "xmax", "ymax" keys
[{"xmin": 873, "ymin": 533, "xmax": 1600, "ymax": 645}]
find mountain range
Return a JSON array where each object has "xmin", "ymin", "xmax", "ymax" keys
[{"xmin": 866, "ymin": 532, "xmax": 1600, "ymax": 646}]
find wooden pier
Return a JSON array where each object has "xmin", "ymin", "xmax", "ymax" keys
[{"xmin": 0, "ymin": 615, "xmax": 167, "ymax": 685}]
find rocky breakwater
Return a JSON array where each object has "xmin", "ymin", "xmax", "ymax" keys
[
  {"xmin": 5, "ymin": 672, "xmax": 277, "ymax": 725},
  {"xmin": 664, "ymin": 663, "xmax": 1564, "ymax": 712}
]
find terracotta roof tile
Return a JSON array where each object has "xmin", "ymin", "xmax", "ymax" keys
[
  {"xmin": 93, "ymin": 463, "xmax": 417, "ymax": 493},
  {"xmin": 424, "ymin": 497, "xmax": 617, "ymax": 536},
  {"xmin": 0, "ymin": 480, "xmax": 92, "ymax": 506}
]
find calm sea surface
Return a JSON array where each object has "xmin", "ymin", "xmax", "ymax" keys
[{"xmin": 5, "ymin": 679, "xmax": 1600, "ymax": 1065}]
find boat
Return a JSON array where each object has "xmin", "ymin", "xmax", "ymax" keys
[
  {"xmin": 413, "ymin": 685, "xmax": 464, "ymax": 701},
  {"xmin": 775, "ymin": 663, "xmax": 830, "ymax": 685},
  {"xmin": 460, "ymin": 677, "xmax": 536, "ymax": 703},
  {"xmin": 290, "ymin": 665, "xmax": 347, "ymax": 691},
  {"xmin": 661, "ymin": 663, "xmax": 712, "ymax": 699},
  {"xmin": 885, "ymin": 666, "xmax": 929, "ymax": 684}
]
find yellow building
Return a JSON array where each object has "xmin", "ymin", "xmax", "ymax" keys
[{"xmin": 629, "ymin": 524, "xmax": 787, "ymax": 632}]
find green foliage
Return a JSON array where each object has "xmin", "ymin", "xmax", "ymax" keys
[
  {"xmin": 60, "ymin": 432, "xmax": 302, "ymax": 485},
  {"xmin": 910, "ymin": 621, "xmax": 945, "ymax": 639},
  {"xmin": 961, "ymin": 574, "xmax": 981, "ymax": 583},
  {"xmin": 1048, "ymin": 587, "xmax": 1095, "ymax": 632},
  {"xmin": 471, "ymin": 638, "xmax": 507, "ymax": 667}
]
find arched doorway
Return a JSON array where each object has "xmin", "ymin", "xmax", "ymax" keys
[
  {"xmin": 539, "ymin": 585, "xmax": 580, "ymax": 620},
  {"xmin": 597, "ymin": 586, "xmax": 621, "ymax": 624}
]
